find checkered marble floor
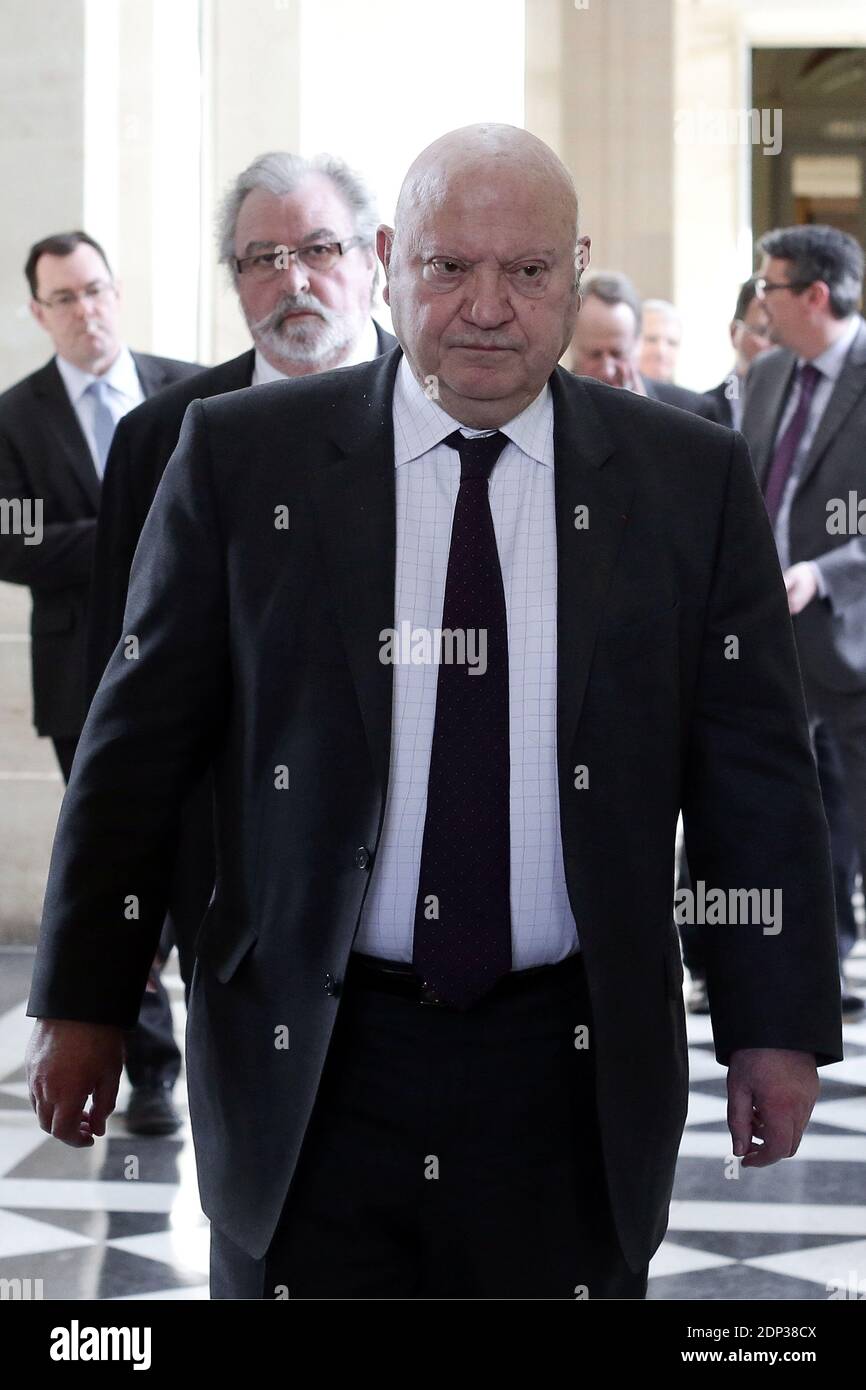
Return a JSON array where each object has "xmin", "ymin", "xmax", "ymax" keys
[{"xmin": 2, "ymin": 944, "xmax": 865, "ymax": 1301}]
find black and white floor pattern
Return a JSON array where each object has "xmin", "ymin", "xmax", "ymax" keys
[{"xmin": 1, "ymin": 946, "xmax": 864, "ymax": 1301}]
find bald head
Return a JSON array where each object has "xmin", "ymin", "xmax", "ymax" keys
[
  {"xmin": 379, "ymin": 124, "xmax": 588, "ymax": 428},
  {"xmin": 394, "ymin": 124, "xmax": 578, "ymax": 251}
]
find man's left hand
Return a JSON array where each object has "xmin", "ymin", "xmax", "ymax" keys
[
  {"xmin": 727, "ymin": 1048, "xmax": 819, "ymax": 1167},
  {"xmin": 783, "ymin": 562, "xmax": 818, "ymax": 615}
]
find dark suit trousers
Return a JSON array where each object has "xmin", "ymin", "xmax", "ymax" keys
[
  {"xmin": 210, "ymin": 951, "xmax": 647, "ymax": 1300},
  {"xmin": 50, "ymin": 736, "xmax": 181, "ymax": 1088}
]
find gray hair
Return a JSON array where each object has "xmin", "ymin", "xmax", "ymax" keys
[{"xmin": 216, "ymin": 150, "xmax": 380, "ymax": 271}]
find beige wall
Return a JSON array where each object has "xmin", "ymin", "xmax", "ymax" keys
[
  {"xmin": 527, "ymin": 0, "xmax": 866, "ymax": 391},
  {"xmin": 0, "ymin": 1, "xmax": 87, "ymax": 939},
  {"xmin": 201, "ymin": 0, "xmax": 301, "ymax": 365},
  {"xmin": 0, "ymin": 0, "xmax": 86, "ymax": 390},
  {"xmin": 526, "ymin": 0, "xmax": 678, "ymax": 334}
]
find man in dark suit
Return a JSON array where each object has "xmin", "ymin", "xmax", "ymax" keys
[
  {"xmin": 87, "ymin": 152, "xmax": 396, "ymax": 987},
  {"xmin": 741, "ymin": 222, "xmax": 866, "ymax": 1008},
  {"xmin": 25, "ymin": 125, "xmax": 841, "ymax": 1300},
  {"xmin": 700, "ymin": 277, "xmax": 772, "ymax": 429},
  {"xmin": 566, "ymin": 270, "xmax": 716, "ymax": 416},
  {"xmin": 685, "ymin": 273, "xmax": 861, "ymax": 1016},
  {"xmin": 0, "ymin": 230, "xmax": 199, "ymax": 1135},
  {"xmin": 0, "ymin": 231, "xmax": 199, "ymax": 770}
]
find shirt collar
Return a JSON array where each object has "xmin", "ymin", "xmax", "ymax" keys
[
  {"xmin": 392, "ymin": 353, "xmax": 554, "ymax": 468},
  {"xmin": 55, "ymin": 345, "xmax": 140, "ymax": 406},
  {"xmin": 800, "ymin": 314, "xmax": 861, "ymax": 382},
  {"xmin": 252, "ymin": 317, "xmax": 382, "ymax": 386}
]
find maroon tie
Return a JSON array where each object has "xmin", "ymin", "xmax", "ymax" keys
[
  {"xmin": 763, "ymin": 362, "xmax": 821, "ymax": 524},
  {"xmin": 412, "ymin": 430, "xmax": 512, "ymax": 1008}
]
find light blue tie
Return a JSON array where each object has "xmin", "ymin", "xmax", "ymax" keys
[{"xmin": 85, "ymin": 378, "xmax": 117, "ymax": 478}]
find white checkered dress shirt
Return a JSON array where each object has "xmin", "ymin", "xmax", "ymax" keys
[{"xmin": 354, "ymin": 355, "xmax": 580, "ymax": 967}]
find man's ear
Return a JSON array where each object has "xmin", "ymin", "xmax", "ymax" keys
[
  {"xmin": 807, "ymin": 279, "xmax": 831, "ymax": 316},
  {"xmin": 376, "ymin": 225, "xmax": 394, "ymax": 307},
  {"xmin": 576, "ymin": 235, "xmax": 591, "ymax": 280},
  {"xmin": 29, "ymin": 298, "xmax": 47, "ymax": 332}
]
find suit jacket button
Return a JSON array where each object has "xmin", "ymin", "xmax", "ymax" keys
[
  {"xmin": 353, "ymin": 846, "xmax": 371, "ymax": 869},
  {"xmin": 324, "ymin": 972, "xmax": 340, "ymax": 997}
]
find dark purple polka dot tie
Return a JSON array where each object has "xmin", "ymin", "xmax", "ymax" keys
[{"xmin": 412, "ymin": 429, "xmax": 512, "ymax": 1007}]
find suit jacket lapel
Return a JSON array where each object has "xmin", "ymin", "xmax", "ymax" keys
[
  {"xmin": 373, "ymin": 322, "xmax": 398, "ymax": 356},
  {"xmin": 132, "ymin": 352, "xmax": 168, "ymax": 398},
  {"xmin": 795, "ymin": 319, "xmax": 866, "ymax": 494},
  {"xmin": 31, "ymin": 360, "xmax": 100, "ymax": 509},
  {"xmin": 550, "ymin": 369, "xmax": 632, "ymax": 787},
  {"xmin": 307, "ymin": 348, "xmax": 401, "ymax": 797}
]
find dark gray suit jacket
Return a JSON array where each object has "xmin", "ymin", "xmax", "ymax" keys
[
  {"xmin": 87, "ymin": 322, "xmax": 396, "ymax": 697},
  {"xmin": 641, "ymin": 374, "xmax": 719, "ymax": 420},
  {"xmin": 0, "ymin": 351, "xmax": 199, "ymax": 736},
  {"xmin": 83, "ymin": 324, "xmax": 397, "ymax": 970},
  {"xmin": 740, "ymin": 317, "xmax": 866, "ymax": 696},
  {"xmin": 28, "ymin": 349, "xmax": 842, "ymax": 1273}
]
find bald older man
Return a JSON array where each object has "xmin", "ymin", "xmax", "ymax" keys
[{"xmin": 26, "ymin": 125, "xmax": 841, "ymax": 1300}]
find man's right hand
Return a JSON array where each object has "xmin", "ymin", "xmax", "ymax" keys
[{"xmin": 26, "ymin": 1019, "xmax": 124, "ymax": 1147}]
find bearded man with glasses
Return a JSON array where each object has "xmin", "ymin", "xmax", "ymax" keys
[{"xmin": 84, "ymin": 152, "xmax": 395, "ymax": 1008}]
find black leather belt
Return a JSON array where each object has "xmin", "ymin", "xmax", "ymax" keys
[{"xmin": 346, "ymin": 950, "xmax": 583, "ymax": 1008}]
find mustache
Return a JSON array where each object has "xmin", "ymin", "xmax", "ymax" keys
[{"xmin": 249, "ymin": 292, "xmax": 331, "ymax": 335}]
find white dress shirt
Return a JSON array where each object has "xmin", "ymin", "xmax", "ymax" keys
[
  {"xmin": 55, "ymin": 347, "xmax": 144, "ymax": 475},
  {"xmin": 772, "ymin": 313, "xmax": 861, "ymax": 579},
  {"xmin": 251, "ymin": 316, "xmax": 382, "ymax": 386},
  {"xmin": 355, "ymin": 355, "xmax": 579, "ymax": 968}
]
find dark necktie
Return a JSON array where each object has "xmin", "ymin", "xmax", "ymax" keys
[
  {"xmin": 412, "ymin": 429, "xmax": 512, "ymax": 1008},
  {"xmin": 762, "ymin": 362, "xmax": 821, "ymax": 524}
]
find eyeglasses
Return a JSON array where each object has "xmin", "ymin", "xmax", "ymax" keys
[
  {"xmin": 754, "ymin": 277, "xmax": 814, "ymax": 299},
  {"xmin": 733, "ymin": 318, "xmax": 771, "ymax": 338},
  {"xmin": 34, "ymin": 281, "xmax": 115, "ymax": 311},
  {"xmin": 235, "ymin": 238, "xmax": 365, "ymax": 280}
]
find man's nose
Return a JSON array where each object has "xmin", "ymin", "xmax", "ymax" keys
[
  {"xmin": 465, "ymin": 269, "xmax": 512, "ymax": 328},
  {"xmin": 281, "ymin": 257, "xmax": 311, "ymax": 293}
]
